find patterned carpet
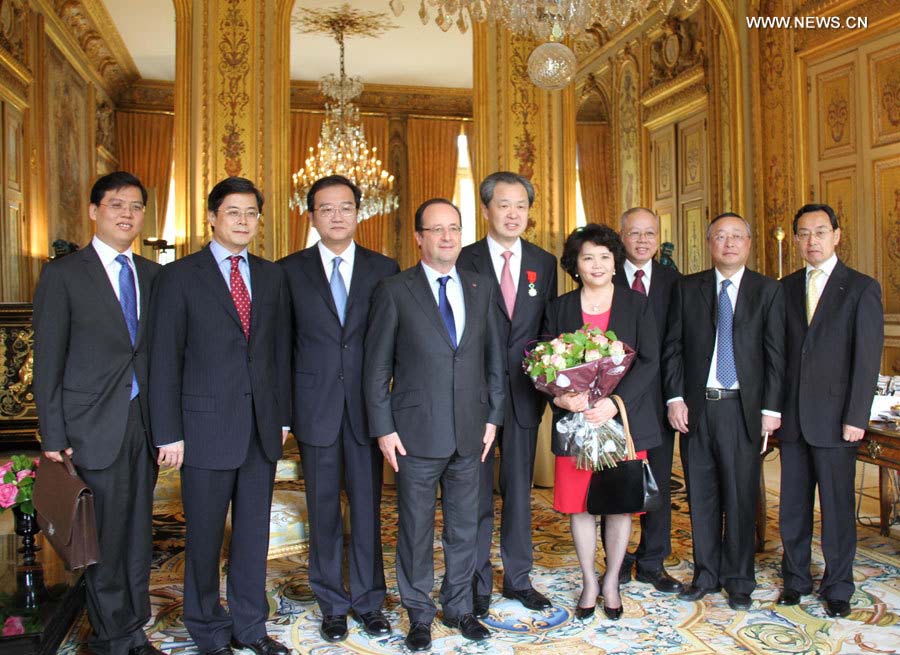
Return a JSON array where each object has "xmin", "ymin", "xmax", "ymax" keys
[{"xmin": 59, "ymin": 453, "xmax": 900, "ymax": 655}]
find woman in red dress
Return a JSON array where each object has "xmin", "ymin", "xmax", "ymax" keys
[{"xmin": 542, "ymin": 224, "xmax": 661, "ymax": 621}]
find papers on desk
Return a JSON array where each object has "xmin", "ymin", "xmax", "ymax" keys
[{"xmin": 872, "ymin": 394, "xmax": 900, "ymax": 422}]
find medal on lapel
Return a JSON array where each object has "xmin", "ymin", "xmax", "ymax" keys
[{"xmin": 527, "ymin": 270, "xmax": 538, "ymax": 297}]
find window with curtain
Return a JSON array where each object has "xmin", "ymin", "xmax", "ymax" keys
[{"xmin": 452, "ymin": 131, "xmax": 477, "ymax": 246}]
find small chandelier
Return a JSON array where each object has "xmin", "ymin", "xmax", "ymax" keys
[{"xmin": 290, "ymin": 4, "xmax": 400, "ymax": 222}]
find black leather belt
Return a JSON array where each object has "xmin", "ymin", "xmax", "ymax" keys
[{"xmin": 705, "ymin": 388, "xmax": 740, "ymax": 400}]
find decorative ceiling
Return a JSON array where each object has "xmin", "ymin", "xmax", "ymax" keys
[{"xmin": 101, "ymin": 0, "xmax": 473, "ymax": 88}]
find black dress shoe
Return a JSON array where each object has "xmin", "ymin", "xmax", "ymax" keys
[
  {"xmin": 319, "ymin": 615, "xmax": 348, "ymax": 642},
  {"xmin": 777, "ymin": 589, "xmax": 802, "ymax": 606},
  {"xmin": 727, "ymin": 593, "xmax": 753, "ymax": 611},
  {"xmin": 355, "ymin": 610, "xmax": 391, "ymax": 636},
  {"xmin": 129, "ymin": 645, "xmax": 166, "ymax": 655},
  {"xmin": 603, "ymin": 604, "xmax": 623, "ymax": 620},
  {"xmin": 635, "ymin": 568, "xmax": 684, "ymax": 594},
  {"xmin": 502, "ymin": 586, "xmax": 551, "ymax": 610},
  {"xmin": 678, "ymin": 584, "xmax": 721, "ymax": 602},
  {"xmin": 825, "ymin": 599, "xmax": 851, "ymax": 618},
  {"xmin": 617, "ymin": 562, "xmax": 633, "ymax": 585},
  {"xmin": 473, "ymin": 594, "xmax": 491, "ymax": 619},
  {"xmin": 205, "ymin": 648, "xmax": 234, "ymax": 655},
  {"xmin": 231, "ymin": 636, "xmax": 288, "ymax": 655},
  {"xmin": 442, "ymin": 613, "xmax": 489, "ymax": 641},
  {"xmin": 405, "ymin": 622, "xmax": 432, "ymax": 652},
  {"xmin": 574, "ymin": 605, "xmax": 595, "ymax": 620}
]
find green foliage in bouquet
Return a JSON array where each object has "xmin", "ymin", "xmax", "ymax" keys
[{"xmin": 525, "ymin": 325, "xmax": 624, "ymax": 384}]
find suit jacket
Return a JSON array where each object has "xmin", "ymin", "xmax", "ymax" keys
[
  {"xmin": 779, "ymin": 260, "xmax": 883, "ymax": 447},
  {"xmin": 457, "ymin": 238, "xmax": 558, "ymax": 429},
  {"xmin": 149, "ymin": 245, "xmax": 291, "ymax": 469},
  {"xmin": 662, "ymin": 267, "xmax": 785, "ymax": 444},
  {"xmin": 542, "ymin": 287, "xmax": 662, "ymax": 454},
  {"xmin": 363, "ymin": 263, "xmax": 505, "ymax": 458},
  {"xmin": 33, "ymin": 244, "xmax": 161, "ymax": 470},
  {"xmin": 278, "ymin": 244, "xmax": 399, "ymax": 446},
  {"xmin": 614, "ymin": 259, "xmax": 679, "ymax": 432}
]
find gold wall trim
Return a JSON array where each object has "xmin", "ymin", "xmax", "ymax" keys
[
  {"xmin": 290, "ymin": 80, "xmax": 472, "ymax": 117},
  {"xmin": 0, "ymin": 48, "xmax": 32, "ymax": 87},
  {"xmin": 118, "ymin": 79, "xmax": 175, "ymax": 112},
  {"xmin": 77, "ymin": 0, "xmax": 140, "ymax": 79},
  {"xmin": 641, "ymin": 64, "xmax": 705, "ymax": 108},
  {"xmin": 794, "ymin": 0, "xmax": 900, "ymax": 58},
  {"xmin": 642, "ymin": 85, "xmax": 707, "ymax": 130}
]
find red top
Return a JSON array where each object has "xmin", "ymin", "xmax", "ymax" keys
[{"xmin": 581, "ymin": 309, "xmax": 611, "ymax": 332}]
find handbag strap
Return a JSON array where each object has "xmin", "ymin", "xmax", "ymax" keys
[
  {"xmin": 62, "ymin": 451, "xmax": 78, "ymax": 477},
  {"xmin": 610, "ymin": 394, "xmax": 637, "ymax": 460}
]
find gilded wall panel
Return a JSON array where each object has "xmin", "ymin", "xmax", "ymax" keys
[
  {"xmin": 0, "ymin": 0, "xmax": 30, "ymax": 69},
  {"xmin": 683, "ymin": 199, "xmax": 704, "ymax": 274},
  {"xmin": 658, "ymin": 208, "xmax": 674, "ymax": 246},
  {"xmin": 680, "ymin": 122, "xmax": 704, "ymax": 194},
  {"xmin": 816, "ymin": 63, "xmax": 856, "ymax": 159},
  {"xmin": 875, "ymin": 155, "xmax": 900, "ymax": 315},
  {"xmin": 618, "ymin": 58, "xmax": 639, "ymax": 213},
  {"xmin": 869, "ymin": 43, "xmax": 900, "ymax": 147},
  {"xmin": 215, "ymin": 0, "xmax": 253, "ymax": 179},
  {"xmin": 654, "ymin": 130, "xmax": 673, "ymax": 200},
  {"xmin": 716, "ymin": 26, "xmax": 732, "ymax": 210},
  {"xmin": 45, "ymin": 37, "xmax": 90, "ymax": 248},
  {"xmin": 819, "ymin": 167, "xmax": 857, "ymax": 268}
]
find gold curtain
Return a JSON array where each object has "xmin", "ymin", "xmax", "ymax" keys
[
  {"xmin": 404, "ymin": 117, "xmax": 461, "ymax": 268},
  {"xmin": 576, "ymin": 123, "xmax": 614, "ymax": 225},
  {"xmin": 115, "ymin": 111, "xmax": 174, "ymax": 234},
  {"xmin": 356, "ymin": 115, "xmax": 390, "ymax": 254},
  {"xmin": 289, "ymin": 111, "xmax": 324, "ymax": 253}
]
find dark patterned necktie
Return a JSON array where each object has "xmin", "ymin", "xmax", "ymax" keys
[
  {"xmin": 716, "ymin": 279, "xmax": 737, "ymax": 387},
  {"xmin": 115, "ymin": 254, "xmax": 139, "ymax": 399},
  {"xmin": 632, "ymin": 269, "xmax": 647, "ymax": 296},
  {"xmin": 438, "ymin": 275, "xmax": 457, "ymax": 348},
  {"xmin": 229, "ymin": 255, "xmax": 251, "ymax": 340}
]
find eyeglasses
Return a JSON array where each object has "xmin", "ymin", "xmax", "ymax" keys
[
  {"xmin": 100, "ymin": 201, "xmax": 145, "ymax": 214},
  {"xmin": 314, "ymin": 204, "xmax": 357, "ymax": 218},
  {"xmin": 624, "ymin": 230, "xmax": 658, "ymax": 241},
  {"xmin": 219, "ymin": 208, "xmax": 261, "ymax": 221},
  {"xmin": 796, "ymin": 228, "xmax": 833, "ymax": 241},
  {"xmin": 419, "ymin": 225, "xmax": 462, "ymax": 236},
  {"xmin": 710, "ymin": 233, "xmax": 748, "ymax": 244}
]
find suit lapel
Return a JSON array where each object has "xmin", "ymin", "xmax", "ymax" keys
[
  {"xmin": 406, "ymin": 264, "xmax": 456, "ymax": 350},
  {"xmin": 733, "ymin": 269, "xmax": 760, "ymax": 325},
  {"xmin": 607, "ymin": 286, "xmax": 626, "ymax": 334},
  {"xmin": 700, "ymin": 269, "xmax": 716, "ymax": 327},
  {"xmin": 248, "ymin": 254, "xmax": 264, "ymax": 341},
  {"xmin": 299, "ymin": 246, "xmax": 341, "ymax": 323},
  {"xmin": 457, "ymin": 269, "xmax": 481, "ymax": 350},
  {"xmin": 470, "ymin": 239, "xmax": 510, "ymax": 322},
  {"xmin": 194, "ymin": 245, "xmax": 243, "ymax": 333},
  {"xmin": 133, "ymin": 255, "xmax": 153, "ymax": 346},
  {"xmin": 807, "ymin": 260, "xmax": 848, "ymax": 333},
  {"xmin": 345, "ymin": 246, "xmax": 372, "ymax": 321},
  {"xmin": 81, "ymin": 245, "xmax": 132, "ymax": 342}
]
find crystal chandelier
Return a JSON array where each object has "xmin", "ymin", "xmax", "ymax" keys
[{"xmin": 290, "ymin": 5, "xmax": 399, "ymax": 222}]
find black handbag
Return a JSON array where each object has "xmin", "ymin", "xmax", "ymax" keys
[{"xmin": 586, "ymin": 395, "xmax": 662, "ymax": 516}]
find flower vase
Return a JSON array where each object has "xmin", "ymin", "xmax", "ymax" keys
[{"xmin": 12, "ymin": 506, "xmax": 40, "ymax": 567}]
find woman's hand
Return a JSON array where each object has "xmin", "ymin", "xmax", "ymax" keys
[
  {"xmin": 583, "ymin": 397, "xmax": 618, "ymax": 426},
  {"xmin": 553, "ymin": 391, "xmax": 589, "ymax": 413}
]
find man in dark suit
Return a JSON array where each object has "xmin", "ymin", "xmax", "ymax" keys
[
  {"xmin": 279, "ymin": 175, "xmax": 399, "ymax": 642},
  {"xmin": 456, "ymin": 171, "xmax": 557, "ymax": 617},
  {"xmin": 776, "ymin": 203, "xmax": 883, "ymax": 618},
  {"xmin": 33, "ymin": 171, "xmax": 163, "ymax": 655},
  {"xmin": 663, "ymin": 212, "xmax": 785, "ymax": 611},
  {"xmin": 613, "ymin": 207, "xmax": 683, "ymax": 593},
  {"xmin": 364, "ymin": 198, "xmax": 505, "ymax": 652},
  {"xmin": 150, "ymin": 177, "xmax": 290, "ymax": 655}
]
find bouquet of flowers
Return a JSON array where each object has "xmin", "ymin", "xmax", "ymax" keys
[
  {"xmin": 0, "ymin": 455, "xmax": 40, "ymax": 515},
  {"xmin": 523, "ymin": 326, "xmax": 636, "ymax": 470}
]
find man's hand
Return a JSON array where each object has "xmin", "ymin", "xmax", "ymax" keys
[
  {"xmin": 481, "ymin": 424, "xmax": 497, "ymax": 462},
  {"xmin": 584, "ymin": 397, "xmax": 617, "ymax": 426},
  {"xmin": 282, "ymin": 428, "xmax": 290, "ymax": 446},
  {"xmin": 378, "ymin": 432, "xmax": 407, "ymax": 473},
  {"xmin": 668, "ymin": 400, "xmax": 689, "ymax": 433},
  {"xmin": 842, "ymin": 424, "xmax": 865, "ymax": 442},
  {"xmin": 44, "ymin": 448, "xmax": 73, "ymax": 463},
  {"xmin": 761, "ymin": 415, "xmax": 781, "ymax": 435},
  {"xmin": 158, "ymin": 440, "xmax": 185, "ymax": 469},
  {"xmin": 553, "ymin": 391, "xmax": 589, "ymax": 413}
]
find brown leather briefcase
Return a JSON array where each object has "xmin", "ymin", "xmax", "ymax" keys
[{"xmin": 33, "ymin": 452, "xmax": 100, "ymax": 570}]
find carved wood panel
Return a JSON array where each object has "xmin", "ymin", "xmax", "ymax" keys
[{"xmin": 0, "ymin": 101, "xmax": 25, "ymax": 301}]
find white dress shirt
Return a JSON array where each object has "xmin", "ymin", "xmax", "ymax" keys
[
  {"xmin": 806, "ymin": 253, "xmax": 838, "ymax": 298},
  {"xmin": 623, "ymin": 258, "xmax": 653, "ymax": 294},
  {"xmin": 421, "ymin": 262, "xmax": 466, "ymax": 343},
  {"xmin": 318, "ymin": 240, "xmax": 356, "ymax": 294},
  {"xmin": 486, "ymin": 235, "xmax": 521, "ymax": 291},
  {"xmin": 92, "ymin": 235, "xmax": 141, "ymax": 317}
]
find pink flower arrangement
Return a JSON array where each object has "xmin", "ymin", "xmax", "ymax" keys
[
  {"xmin": 2, "ymin": 615, "xmax": 25, "ymax": 636},
  {"xmin": 0, "ymin": 454, "xmax": 40, "ymax": 514}
]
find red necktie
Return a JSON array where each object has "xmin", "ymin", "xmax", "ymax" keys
[
  {"xmin": 500, "ymin": 250, "xmax": 516, "ymax": 318},
  {"xmin": 229, "ymin": 255, "xmax": 251, "ymax": 340},
  {"xmin": 632, "ymin": 269, "xmax": 647, "ymax": 296}
]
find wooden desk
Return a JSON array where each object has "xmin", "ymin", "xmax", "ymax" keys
[
  {"xmin": 757, "ymin": 423, "xmax": 900, "ymax": 550},
  {"xmin": 0, "ymin": 531, "xmax": 84, "ymax": 655}
]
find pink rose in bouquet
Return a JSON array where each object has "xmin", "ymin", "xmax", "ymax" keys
[{"xmin": 3, "ymin": 616, "xmax": 25, "ymax": 636}]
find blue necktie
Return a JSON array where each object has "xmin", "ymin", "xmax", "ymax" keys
[
  {"xmin": 330, "ymin": 256, "xmax": 347, "ymax": 326},
  {"xmin": 716, "ymin": 279, "xmax": 737, "ymax": 388},
  {"xmin": 115, "ymin": 254, "xmax": 139, "ymax": 399},
  {"xmin": 438, "ymin": 275, "xmax": 457, "ymax": 349}
]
